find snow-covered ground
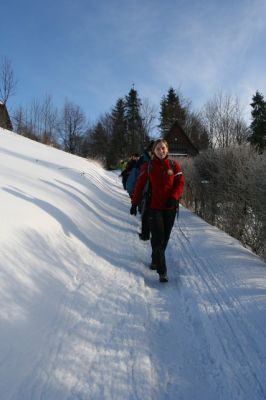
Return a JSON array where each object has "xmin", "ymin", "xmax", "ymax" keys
[{"xmin": 0, "ymin": 128, "xmax": 266, "ymax": 400}]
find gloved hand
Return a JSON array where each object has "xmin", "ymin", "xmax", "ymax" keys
[
  {"xmin": 165, "ymin": 197, "xmax": 178, "ymax": 208},
  {"xmin": 130, "ymin": 204, "xmax": 137, "ymax": 215}
]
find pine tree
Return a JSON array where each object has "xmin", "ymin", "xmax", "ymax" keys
[
  {"xmin": 159, "ymin": 87, "xmax": 187, "ymax": 137},
  {"xmin": 125, "ymin": 87, "xmax": 147, "ymax": 154},
  {"xmin": 249, "ymin": 91, "xmax": 266, "ymax": 151},
  {"xmin": 108, "ymin": 98, "xmax": 127, "ymax": 166},
  {"xmin": 88, "ymin": 122, "xmax": 109, "ymax": 160}
]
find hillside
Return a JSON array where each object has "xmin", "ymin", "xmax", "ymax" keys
[{"xmin": 0, "ymin": 128, "xmax": 266, "ymax": 400}]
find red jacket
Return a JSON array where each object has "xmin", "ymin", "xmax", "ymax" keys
[{"xmin": 132, "ymin": 156, "xmax": 185, "ymax": 210}]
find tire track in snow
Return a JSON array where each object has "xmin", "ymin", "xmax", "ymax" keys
[
  {"xmin": 169, "ymin": 227, "xmax": 231, "ymax": 399},
  {"xmin": 174, "ymin": 219, "xmax": 266, "ymax": 400},
  {"xmin": 142, "ymin": 229, "xmax": 227, "ymax": 399}
]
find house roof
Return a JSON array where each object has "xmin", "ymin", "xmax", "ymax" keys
[
  {"xmin": 0, "ymin": 103, "xmax": 13, "ymax": 131},
  {"xmin": 165, "ymin": 121, "xmax": 199, "ymax": 157}
]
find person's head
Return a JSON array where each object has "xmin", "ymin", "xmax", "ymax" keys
[
  {"xmin": 152, "ymin": 139, "xmax": 169, "ymax": 160},
  {"xmin": 133, "ymin": 152, "xmax": 140, "ymax": 160}
]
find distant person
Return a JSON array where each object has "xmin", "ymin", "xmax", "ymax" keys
[
  {"xmin": 120, "ymin": 153, "xmax": 139, "ymax": 190},
  {"xmin": 126, "ymin": 141, "xmax": 154, "ymax": 240},
  {"xmin": 118, "ymin": 159, "xmax": 127, "ymax": 172},
  {"xmin": 130, "ymin": 139, "xmax": 185, "ymax": 282}
]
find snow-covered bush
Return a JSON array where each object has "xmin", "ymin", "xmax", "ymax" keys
[{"xmin": 182, "ymin": 146, "xmax": 266, "ymax": 259}]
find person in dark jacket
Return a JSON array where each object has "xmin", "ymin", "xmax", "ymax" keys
[
  {"xmin": 126, "ymin": 141, "xmax": 154, "ymax": 240},
  {"xmin": 130, "ymin": 139, "xmax": 185, "ymax": 282},
  {"xmin": 120, "ymin": 153, "xmax": 139, "ymax": 190}
]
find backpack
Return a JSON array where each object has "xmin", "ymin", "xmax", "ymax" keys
[
  {"xmin": 126, "ymin": 166, "xmax": 140, "ymax": 196},
  {"xmin": 126, "ymin": 153, "xmax": 150, "ymax": 197}
]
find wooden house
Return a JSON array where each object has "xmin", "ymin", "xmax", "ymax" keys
[
  {"xmin": 0, "ymin": 102, "xmax": 13, "ymax": 131},
  {"xmin": 164, "ymin": 121, "xmax": 198, "ymax": 158}
]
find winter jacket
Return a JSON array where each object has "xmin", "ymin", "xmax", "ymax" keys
[
  {"xmin": 131, "ymin": 156, "xmax": 185, "ymax": 210},
  {"xmin": 126, "ymin": 152, "xmax": 150, "ymax": 197}
]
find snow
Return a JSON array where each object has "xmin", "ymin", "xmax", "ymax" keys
[{"xmin": 0, "ymin": 127, "xmax": 266, "ymax": 400}]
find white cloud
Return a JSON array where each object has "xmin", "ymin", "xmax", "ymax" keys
[{"xmin": 143, "ymin": 0, "xmax": 266, "ymax": 118}]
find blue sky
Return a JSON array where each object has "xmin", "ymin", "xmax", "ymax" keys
[{"xmin": 1, "ymin": 0, "xmax": 266, "ymax": 125}]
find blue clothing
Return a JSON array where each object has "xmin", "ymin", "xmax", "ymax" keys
[{"xmin": 126, "ymin": 152, "xmax": 150, "ymax": 197}]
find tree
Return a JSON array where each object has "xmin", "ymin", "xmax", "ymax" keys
[
  {"xmin": 13, "ymin": 95, "xmax": 59, "ymax": 146},
  {"xmin": 12, "ymin": 106, "xmax": 38, "ymax": 140},
  {"xmin": 125, "ymin": 87, "xmax": 148, "ymax": 153},
  {"xmin": 0, "ymin": 57, "xmax": 17, "ymax": 104},
  {"xmin": 159, "ymin": 87, "xmax": 187, "ymax": 137},
  {"xmin": 12, "ymin": 106, "xmax": 25, "ymax": 134},
  {"xmin": 249, "ymin": 91, "xmax": 266, "ymax": 151},
  {"xmin": 184, "ymin": 111, "xmax": 210, "ymax": 150},
  {"xmin": 109, "ymin": 98, "xmax": 127, "ymax": 166},
  {"xmin": 86, "ymin": 121, "xmax": 109, "ymax": 162},
  {"xmin": 13, "ymin": 100, "xmax": 41, "ymax": 141},
  {"xmin": 140, "ymin": 98, "xmax": 157, "ymax": 138},
  {"xmin": 40, "ymin": 94, "xmax": 58, "ymax": 145},
  {"xmin": 59, "ymin": 101, "xmax": 86, "ymax": 154},
  {"xmin": 202, "ymin": 92, "xmax": 249, "ymax": 148}
]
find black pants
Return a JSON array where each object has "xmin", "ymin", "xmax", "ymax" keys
[
  {"xmin": 149, "ymin": 208, "xmax": 177, "ymax": 275},
  {"xmin": 141, "ymin": 207, "xmax": 150, "ymax": 239}
]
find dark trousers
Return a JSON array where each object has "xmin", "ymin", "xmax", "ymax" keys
[
  {"xmin": 141, "ymin": 207, "xmax": 150, "ymax": 239},
  {"xmin": 149, "ymin": 208, "xmax": 177, "ymax": 275}
]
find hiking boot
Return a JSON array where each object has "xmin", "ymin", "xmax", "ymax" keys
[
  {"xmin": 150, "ymin": 263, "xmax": 157, "ymax": 270},
  {"xmin": 159, "ymin": 274, "xmax": 168, "ymax": 283}
]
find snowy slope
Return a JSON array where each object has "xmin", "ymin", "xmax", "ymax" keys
[{"xmin": 0, "ymin": 128, "xmax": 266, "ymax": 400}]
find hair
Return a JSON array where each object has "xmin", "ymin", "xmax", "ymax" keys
[
  {"xmin": 152, "ymin": 138, "xmax": 169, "ymax": 154},
  {"xmin": 145, "ymin": 140, "xmax": 155, "ymax": 152}
]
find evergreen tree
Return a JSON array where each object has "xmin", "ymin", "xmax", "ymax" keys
[
  {"xmin": 249, "ymin": 91, "xmax": 266, "ymax": 151},
  {"xmin": 109, "ymin": 98, "xmax": 127, "ymax": 166},
  {"xmin": 125, "ymin": 87, "xmax": 148, "ymax": 154},
  {"xmin": 159, "ymin": 87, "xmax": 187, "ymax": 137},
  {"xmin": 88, "ymin": 121, "xmax": 109, "ymax": 161}
]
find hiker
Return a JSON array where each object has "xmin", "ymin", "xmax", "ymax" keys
[
  {"xmin": 130, "ymin": 139, "xmax": 185, "ymax": 282},
  {"xmin": 118, "ymin": 159, "xmax": 127, "ymax": 172},
  {"xmin": 120, "ymin": 153, "xmax": 139, "ymax": 190},
  {"xmin": 126, "ymin": 141, "xmax": 154, "ymax": 240}
]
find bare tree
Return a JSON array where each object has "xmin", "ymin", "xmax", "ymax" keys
[
  {"xmin": 28, "ymin": 98, "xmax": 42, "ymax": 137},
  {"xmin": 41, "ymin": 94, "xmax": 58, "ymax": 145},
  {"xmin": 59, "ymin": 100, "xmax": 86, "ymax": 154},
  {"xmin": 202, "ymin": 92, "xmax": 249, "ymax": 148},
  {"xmin": 12, "ymin": 95, "xmax": 59, "ymax": 145},
  {"xmin": 140, "ymin": 98, "xmax": 157, "ymax": 137},
  {"xmin": 12, "ymin": 106, "xmax": 28, "ymax": 136},
  {"xmin": 0, "ymin": 57, "xmax": 17, "ymax": 104}
]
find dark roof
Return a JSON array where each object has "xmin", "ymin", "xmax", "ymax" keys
[
  {"xmin": 165, "ymin": 121, "xmax": 198, "ymax": 157},
  {"xmin": 0, "ymin": 103, "xmax": 13, "ymax": 131}
]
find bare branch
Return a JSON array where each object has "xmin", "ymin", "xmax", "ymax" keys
[{"xmin": 0, "ymin": 57, "xmax": 17, "ymax": 104}]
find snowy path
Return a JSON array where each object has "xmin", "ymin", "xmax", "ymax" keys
[
  {"xmin": 15, "ymin": 207, "xmax": 264, "ymax": 400},
  {"xmin": 142, "ymin": 209, "xmax": 266, "ymax": 400},
  {"xmin": 1, "ymin": 130, "xmax": 266, "ymax": 400}
]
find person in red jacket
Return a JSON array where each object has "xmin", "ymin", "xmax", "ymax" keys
[{"xmin": 130, "ymin": 139, "xmax": 185, "ymax": 282}]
